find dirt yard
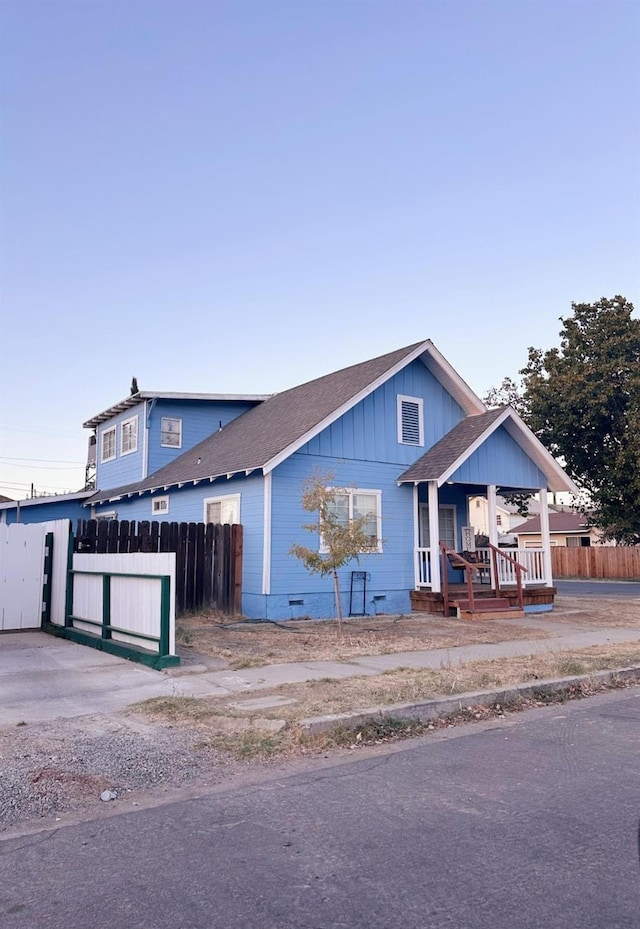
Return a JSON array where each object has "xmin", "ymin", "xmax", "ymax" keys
[
  {"xmin": 176, "ymin": 611, "xmax": 551, "ymax": 668},
  {"xmin": 176, "ymin": 594, "xmax": 638, "ymax": 668},
  {"xmin": 542, "ymin": 596, "xmax": 639, "ymax": 627}
]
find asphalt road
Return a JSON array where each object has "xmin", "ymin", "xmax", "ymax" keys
[
  {"xmin": 555, "ymin": 579, "xmax": 640, "ymax": 599},
  {"xmin": 2, "ymin": 689, "xmax": 639, "ymax": 929}
]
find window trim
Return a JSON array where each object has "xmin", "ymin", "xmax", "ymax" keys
[
  {"xmin": 120, "ymin": 415, "xmax": 139, "ymax": 456},
  {"xmin": 203, "ymin": 493, "xmax": 241, "ymax": 525},
  {"xmin": 160, "ymin": 417, "xmax": 182, "ymax": 449},
  {"xmin": 152, "ymin": 496, "xmax": 170, "ymax": 516},
  {"xmin": 397, "ymin": 394, "xmax": 424, "ymax": 447},
  {"xmin": 319, "ymin": 487, "xmax": 383, "ymax": 555},
  {"xmin": 101, "ymin": 427, "xmax": 116, "ymax": 463}
]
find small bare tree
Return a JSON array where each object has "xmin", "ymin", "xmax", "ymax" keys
[{"xmin": 289, "ymin": 471, "xmax": 379, "ymax": 635}]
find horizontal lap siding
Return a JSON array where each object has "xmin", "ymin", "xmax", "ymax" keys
[
  {"xmin": 146, "ymin": 399, "xmax": 257, "ymax": 477},
  {"xmin": 89, "ymin": 474, "xmax": 265, "ymax": 596},
  {"xmin": 96, "ymin": 403, "xmax": 145, "ymax": 490},
  {"xmin": 270, "ymin": 454, "xmax": 415, "ymax": 599},
  {"xmin": 299, "ymin": 362, "xmax": 464, "ymax": 464},
  {"xmin": 4, "ymin": 499, "xmax": 87, "ymax": 525},
  {"xmin": 450, "ymin": 426, "xmax": 546, "ymax": 489}
]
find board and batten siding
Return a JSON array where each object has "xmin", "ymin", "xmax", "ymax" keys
[
  {"xmin": 264, "ymin": 453, "xmax": 416, "ymax": 618},
  {"xmin": 145, "ymin": 399, "xmax": 258, "ymax": 478},
  {"xmin": 298, "ymin": 361, "xmax": 464, "ymax": 465},
  {"xmin": 449, "ymin": 425, "xmax": 547, "ymax": 489}
]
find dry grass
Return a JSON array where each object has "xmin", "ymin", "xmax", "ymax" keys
[
  {"xmin": 132, "ymin": 640, "xmax": 640, "ymax": 758},
  {"xmin": 550, "ymin": 596, "xmax": 640, "ymax": 628},
  {"xmin": 176, "ymin": 611, "xmax": 550, "ymax": 668}
]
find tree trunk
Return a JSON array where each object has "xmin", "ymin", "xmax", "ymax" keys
[{"xmin": 332, "ymin": 569, "xmax": 343, "ymax": 638}]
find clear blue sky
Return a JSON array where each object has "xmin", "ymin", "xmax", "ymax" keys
[{"xmin": 1, "ymin": 0, "xmax": 639, "ymax": 499}]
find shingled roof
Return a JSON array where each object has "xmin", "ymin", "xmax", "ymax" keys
[
  {"xmin": 397, "ymin": 408, "xmax": 506, "ymax": 484},
  {"xmin": 515, "ymin": 512, "xmax": 591, "ymax": 534},
  {"xmin": 397, "ymin": 404, "xmax": 581, "ymax": 494},
  {"xmin": 90, "ymin": 340, "xmax": 446, "ymax": 504}
]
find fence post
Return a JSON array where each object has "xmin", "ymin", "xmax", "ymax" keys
[
  {"xmin": 41, "ymin": 532, "xmax": 54, "ymax": 627},
  {"xmin": 159, "ymin": 575, "xmax": 171, "ymax": 657},
  {"xmin": 65, "ymin": 524, "xmax": 75, "ymax": 627},
  {"xmin": 102, "ymin": 575, "xmax": 112, "ymax": 639}
]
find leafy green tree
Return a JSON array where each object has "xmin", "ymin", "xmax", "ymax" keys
[
  {"xmin": 482, "ymin": 380, "xmax": 533, "ymax": 516},
  {"xmin": 289, "ymin": 471, "xmax": 380, "ymax": 633},
  {"xmin": 521, "ymin": 296, "xmax": 640, "ymax": 544},
  {"xmin": 483, "ymin": 377, "xmax": 529, "ymax": 418}
]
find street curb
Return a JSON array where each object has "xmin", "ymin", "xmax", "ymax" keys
[{"xmin": 297, "ymin": 665, "xmax": 640, "ymax": 735}]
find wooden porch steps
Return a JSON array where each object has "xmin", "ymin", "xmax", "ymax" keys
[{"xmin": 449, "ymin": 597, "xmax": 525, "ymax": 621}]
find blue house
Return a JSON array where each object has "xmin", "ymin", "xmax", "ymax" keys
[{"xmin": 81, "ymin": 340, "xmax": 578, "ymax": 619}]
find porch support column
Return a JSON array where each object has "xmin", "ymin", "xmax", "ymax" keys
[
  {"xmin": 487, "ymin": 484, "xmax": 498, "ymax": 589},
  {"xmin": 412, "ymin": 484, "xmax": 420, "ymax": 590},
  {"xmin": 539, "ymin": 488, "xmax": 553, "ymax": 587},
  {"xmin": 428, "ymin": 481, "xmax": 441, "ymax": 593},
  {"xmin": 487, "ymin": 485, "xmax": 499, "ymax": 548}
]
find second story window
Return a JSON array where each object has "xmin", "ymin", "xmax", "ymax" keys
[
  {"xmin": 161, "ymin": 417, "xmax": 182, "ymax": 448},
  {"xmin": 101, "ymin": 427, "xmax": 116, "ymax": 462},
  {"xmin": 121, "ymin": 416, "xmax": 138, "ymax": 455},
  {"xmin": 397, "ymin": 395, "xmax": 424, "ymax": 446}
]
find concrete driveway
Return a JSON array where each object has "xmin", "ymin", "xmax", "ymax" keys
[{"xmin": 0, "ymin": 632, "xmax": 230, "ymax": 728}]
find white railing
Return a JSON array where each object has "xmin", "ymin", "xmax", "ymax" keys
[
  {"xmin": 477, "ymin": 547, "xmax": 547, "ymax": 586},
  {"xmin": 416, "ymin": 547, "xmax": 432, "ymax": 586}
]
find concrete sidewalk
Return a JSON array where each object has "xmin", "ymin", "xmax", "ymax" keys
[{"xmin": 2, "ymin": 617, "xmax": 640, "ymax": 727}]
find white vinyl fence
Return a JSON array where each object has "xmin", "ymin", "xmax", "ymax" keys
[
  {"xmin": 70, "ymin": 552, "xmax": 176, "ymax": 658},
  {"xmin": 1, "ymin": 520, "xmax": 177, "ymax": 667},
  {"xmin": 0, "ymin": 520, "xmax": 70, "ymax": 631}
]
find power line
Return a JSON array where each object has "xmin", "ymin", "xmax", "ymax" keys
[{"xmin": 0, "ymin": 456, "xmax": 85, "ymax": 464}]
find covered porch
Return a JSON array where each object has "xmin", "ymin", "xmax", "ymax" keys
[
  {"xmin": 396, "ymin": 406, "xmax": 579, "ymax": 618},
  {"xmin": 408, "ymin": 479, "xmax": 555, "ymax": 616}
]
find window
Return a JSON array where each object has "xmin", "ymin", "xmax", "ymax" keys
[
  {"xmin": 101, "ymin": 427, "xmax": 116, "ymax": 462},
  {"xmin": 152, "ymin": 496, "xmax": 169, "ymax": 516},
  {"xmin": 95, "ymin": 510, "xmax": 117, "ymax": 521},
  {"xmin": 161, "ymin": 417, "xmax": 182, "ymax": 448},
  {"xmin": 397, "ymin": 395, "xmax": 424, "ymax": 446},
  {"xmin": 496, "ymin": 514, "xmax": 502, "ymax": 526},
  {"xmin": 419, "ymin": 504, "xmax": 456, "ymax": 550},
  {"xmin": 567, "ymin": 536, "xmax": 591, "ymax": 547},
  {"xmin": 204, "ymin": 494, "xmax": 240, "ymax": 525},
  {"xmin": 321, "ymin": 488, "xmax": 383, "ymax": 553},
  {"xmin": 121, "ymin": 416, "xmax": 138, "ymax": 455}
]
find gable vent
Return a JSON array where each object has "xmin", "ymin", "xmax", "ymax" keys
[{"xmin": 398, "ymin": 395, "xmax": 424, "ymax": 446}]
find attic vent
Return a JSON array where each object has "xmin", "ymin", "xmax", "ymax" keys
[{"xmin": 397, "ymin": 395, "xmax": 424, "ymax": 446}]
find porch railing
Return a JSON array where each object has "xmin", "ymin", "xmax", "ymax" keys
[
  {"xmin": 416, "ymin": 547, "xmax": 432, "ymax": 586},
  {"xmin": 416, "ymin": 546, "xmax": 548, "ymax": 590},
  {"xmin": 477, "ymin": 547, "xmax": 546, "ymax": 586}
]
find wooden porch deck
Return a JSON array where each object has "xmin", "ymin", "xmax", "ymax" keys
[{"xmin": 410, "ymin": 585, "xmax": 556, "ymax": 616}]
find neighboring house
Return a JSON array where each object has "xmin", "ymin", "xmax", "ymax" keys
[
  {"xmin": 515, "ymin": 512, "xmax": 612, "ymax": 548},
  {"xmin": 468, "ymin": 495, "xmax": 518, "ymax": 537},
  {"xmin": 0, "ymin": 491, "xmax": 95, "ymax": 526},
  {"xmin": 78, "ymin": 339, "xmax": 578, "ymax": 618},
  {"xmin": 468, "ymin": 494, "xmax": 574, "ymax": 540}
]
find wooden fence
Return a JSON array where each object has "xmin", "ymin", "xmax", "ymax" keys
[
  {"xmin": 74, "ymin": 519, "xmax": 243, "ymax": 614},
  {"xmin": 551, "ymin": 546, "xmax": 640, "ymax": 580}
]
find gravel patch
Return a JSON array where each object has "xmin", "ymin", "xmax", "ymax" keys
[{"xmin": 0, "ymin": 715, "xmax": 241, "ymax": 831}]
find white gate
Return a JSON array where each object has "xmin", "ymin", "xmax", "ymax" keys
[{"xmin": 0, "ymin": 520, "xmax": 71, "ymax": 631}]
